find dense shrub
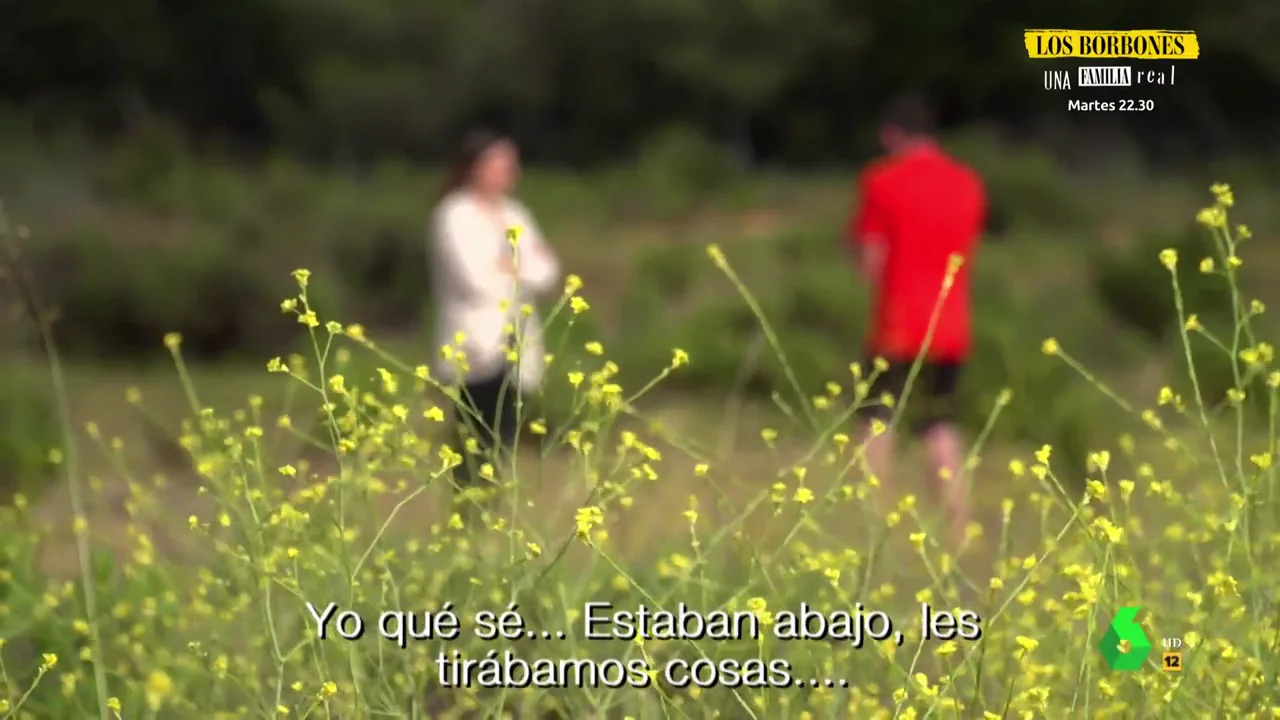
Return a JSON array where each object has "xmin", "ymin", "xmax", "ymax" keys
[
  {"xmin": 0, "ymin": 365, "xmax": 58, "ymax": 503},
  {"xmin": 774, "ymin": 224, "xmax": 835, "ymax": 267},
  {"xmin": 781, "ymin": 257, "xmax": 867, "ymax": 341},
  {"xmin": 958, "ymin": 313, "xmax": 1094, "ymax": 481},
  {"xmin": 89, "ymin": 123, "xmax": 189, "ymax": 210},
  {"xmin": 27, "ymin": 226, "xmax": 320, "ymax": 362},
  {"xmin": 615, "ymin": 295, "xmax": 766, "ymax": 395},
  {"xmin": 630, "ymin": 241, "xmax": 702, "ymax": 302},
  {"xmin": 330, "ymin": 224, "xmax": 429, "ymax": 330},
  {"xmin": 612, "ymin": 238, "xmax": 781, "ymax": 396},
  {"xmin": 620, "ymin": 125, "xmax": 739, "ymax": 220},
  {"xmin": 613, "ymin": 232, "xmax": 870, "ymax": 403},
  {"xmin": 945, "ymin": 128, "xmax": 1093, "ymax": 232},
  {"xmin": 1092, "ymin": 224, "xmax": 1232, "ymax": 344}
]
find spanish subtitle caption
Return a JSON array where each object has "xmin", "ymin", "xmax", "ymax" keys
[{"xmin": 305, "ymin": 600, "xmax": 982, "ymax": 690}]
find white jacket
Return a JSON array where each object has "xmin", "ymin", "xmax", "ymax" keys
[{"xmin": 428, "ymin": 191, "xmax": 561, "ymax": 392}]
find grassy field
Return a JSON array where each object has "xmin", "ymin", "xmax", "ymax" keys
[{"xmin": 3, "ymin": 135, "xmax": 1280, "ymax": 717}]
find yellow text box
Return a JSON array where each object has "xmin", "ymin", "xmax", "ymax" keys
[{"xmin": 1024, "ymin": 30, "xmax": 1199, "ymax": 59}]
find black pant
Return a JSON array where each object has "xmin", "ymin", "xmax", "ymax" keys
[
  {"xmin": 452, "ymin": 369, "xmax": 519, "ymax": 487},
  {"xmin": 855, "ymin": 359, "xmax": 964, "ymax": 436}
]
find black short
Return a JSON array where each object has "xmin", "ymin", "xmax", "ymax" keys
[{"xmin": 855, "ymin": 359, "xmax": 963, "ymax": 435}]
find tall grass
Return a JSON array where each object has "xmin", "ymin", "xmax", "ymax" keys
[{"xmin": 0, "ymin": 186, "xmax": 1276, "ymax": 718}]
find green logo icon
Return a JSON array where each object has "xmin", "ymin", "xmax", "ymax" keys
[{"xmin": 1099, "ymin": 605, "xmax": 1154, "ymax": 671}]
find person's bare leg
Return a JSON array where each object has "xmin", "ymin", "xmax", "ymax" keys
[{"xmin": 922, "ymin": 423, "xmax": 969, "ymax": 546}]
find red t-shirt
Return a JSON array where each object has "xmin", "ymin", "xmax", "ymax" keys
[{"xmin": 848, "ymin": 145, "xmax": 985, "ymax": 362}]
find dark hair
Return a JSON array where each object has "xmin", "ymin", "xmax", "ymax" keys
[
  {"xmin": 881, "ymin": 94, "xmax": 935, "ymax": 136},
  {"xmin": 437, "ymin": 130, "xmax": 512, "ymax": 202}
]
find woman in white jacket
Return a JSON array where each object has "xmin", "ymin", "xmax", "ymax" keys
[{"xmin": 429, "ymin": 131, "xmax": 561, "ymax": 492}]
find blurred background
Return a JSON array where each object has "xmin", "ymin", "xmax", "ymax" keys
[
  {"xmin": 1, "ymin": 1, "xmax": 1279, "ymax": 519},
  {"xmin": 5, "ymin": 0, "xmax": 1279, "ymax": 163}
]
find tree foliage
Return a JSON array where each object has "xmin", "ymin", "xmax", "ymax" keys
[{"xmin": 5, "ymin": 0, "xmax": 1280, "ymax": 162}]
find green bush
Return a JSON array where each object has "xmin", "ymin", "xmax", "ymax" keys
[
  {"xmin": 962, "ymin": 334, "xmax": 1095, "ymax": 481},
  {"xmin": 957, "ymin": 284, "xmax": 1102, "ymax": 481},
  {"xmin": 91, "ymin": 123, "xmax": 189, "ymax": 211},
  {"xmin": 775, "ymin": 224, "xmax": 845, "ymax": 267},
  {"xmin": 631, "ymin": 241, "xmax": 703, "ymax": 302},
  {"xmin": 757, "ymin": 325, "xmax": 855, "ymax": 402},
  {"xmin": 1092, "ymin": 224, "xmax": 1232, "ymax": 344},
  {"xmin": 613, "ymin": 238, "xmax": 791, "ymax": 398},
  {"xmin": 781, "ymin": 257, "xmax": 867, "ymax": 341},
  {"xmin": 613, "ymin": 294, "xmax": 850, "ymax": 407},
  {"xmin": 944, "ymin": 128, "xmax": 1092, "ymax": 231},
  {"xmin": 329, "ymin": 221, "xmax": 429, "ymax": 330},
  {"xmin": 615, "ymin": 295, "xmax": 763, "ymax": 395},
  {"xmin": 627, "ymin": 124, "xmax": 739, "ymax": 220},
  {"xmin": 0, "ymin": 366, "xmax": 58, "ymax": 503},
  {"xmin": 29, "ymin": 225, "xmax": 313, "ymax": 362}
]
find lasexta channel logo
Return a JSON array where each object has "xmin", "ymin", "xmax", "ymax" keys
[{"xmin": 1099, "ymin": 606, "xmax": 1154, "ymax": 671}]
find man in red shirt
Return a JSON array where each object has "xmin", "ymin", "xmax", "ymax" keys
[{"xmin": 848, "ymin": 94, "xmax": 986, "ymax": 546}]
